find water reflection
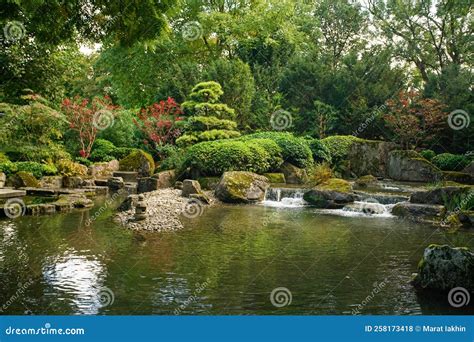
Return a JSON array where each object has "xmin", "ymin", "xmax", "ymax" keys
[{"xmin": 43, "ymin": 250, "xmax": 106, "ymax": 314}]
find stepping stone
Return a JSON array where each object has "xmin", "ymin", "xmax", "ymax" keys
[
  {"xmin": 113, "ymin": 171, "xmax": 138, "ymax": 183},
  {"xmin": 0, "ymin": 189, "xmax": 27, "ymax": 198}
]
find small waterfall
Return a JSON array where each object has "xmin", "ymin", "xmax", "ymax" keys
[{"xmin": 264, "ymin": 187, "xmax": 307, "ymax": 207}]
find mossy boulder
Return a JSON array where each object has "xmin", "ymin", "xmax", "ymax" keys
[
  {"xmin": 263, "ymin": 173, "xmax": 286, "ymax": 184},
  {"xmin": 215, "ymin": 171, "xmax": 269, "ymax": 203},
  {"xmin": 119, "ymin": 150, "xmax": 155, "ymax": 177},
  {"xmin": 303, "ymin": 178, "xmax": 354, "ymax": 208},
  {"xmin": 442, "ymin": 171, "xmax": 474, "ymax": 185},
  {"xmin": 412, "ymin": 244, "xmax": 474, "ymax": 293},
  {"xmin": 278, "ymin": 162, "xmax": 307, "ymax": 184},
  {"xmin": 354, "ymin": 175, "xmax": 378, "ymax": 188},
  {"xmin": 9, "ymin": 171, "xmax": 40, "ymax": 188},
  {"xmin": 410, "ymin": 186, "xmax": 472, "ymax": 205},
  {"xmin": 392, "ymin": 202, "xmax": 446, "ymax": 222},
  {"xmin": 388, "ymin": 150, "xmax": 442, "ymax": 182}
]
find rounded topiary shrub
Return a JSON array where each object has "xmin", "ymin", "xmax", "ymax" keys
[
  {"xmin": 241, "ymin": 132, "xmax": 313, "ymax": 168},
  {"xmin": 432, "ymin": 153, "xmax": 470, "ymax": 171},
  {"xmin": 90, "ymin": 139, "xmax": 116, "ymax": 162},
  {"xmin": 182, "ymin": 138, "xmax": 283, "ymax": 176}
]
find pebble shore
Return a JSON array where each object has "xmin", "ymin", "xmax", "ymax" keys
[{"xmin": 115, "ymin": 189, "xmax": 216, "ymax": 232}]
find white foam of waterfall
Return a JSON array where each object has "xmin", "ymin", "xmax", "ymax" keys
[{"xmin": 263, "ymin": 188, "xmax": 308, "ymax": 208}]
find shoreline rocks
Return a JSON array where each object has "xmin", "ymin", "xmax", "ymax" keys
[
  {"xmin": 303, "ymin": 178, "xmax": 354, "ymax": 209},
  {"xmin": 388, "ymin": 150, "xmax": 442, "ymax": 182},
  {"xmin": 215, "ymin": 171, "xmax": 269, "ymax": 203},
  {"xmin": 412, "ymin": 244, "xmax": 474, "ymax": 293},
  {"xmin": 115, "ymin": 188, "xmax": 217, "ymax": 232}
]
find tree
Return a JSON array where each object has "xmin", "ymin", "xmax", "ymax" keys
[
  {"xmin": 177, "ymin": 81, "xmax": 240, "ymax": 146},
  {"xmin": 133, "ymin": 98, "xmax": 184, "ymax": 150},
  {"xmin": 204, "ymin": 59, "xmax": 255, "ymax": 129},
  {"xmin": 384, "ymin": 91, "xmax": 448, "ymax": 149},
  {"xmin": 62, "ymin": 96, "xmax": 118, "ymax": 158}
]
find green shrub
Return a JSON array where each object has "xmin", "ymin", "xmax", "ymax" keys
[
  {"xmin": 186, "ymin": 116, "xmax": 238, "ymax": 131},
  {"xmin": 432, "ymin": 153, "xmax": 470, "ymax": 171},
  {"xmin": 56, "ymin": 159, "xmax": 87, "ymax": 176},
  {"xmin": 0, "ymin": 161, "xmax": 57, "ymax": 178},
  {"xmin": 320, "ymin": 135, "xmax": 364, "ymax": 164},
  {"xmin": 75, "ymin": 157, "xmax": 93, "ymax": 167},
  {"xmin": 241, "ymin": 132, "xmax": 313, "ymax": 168},
  {"xmin": 0, "ymin": 152, "xmax": 9, "ymax": 163},
  {"xmin": 182, "ymin": 139, "xmax": 283, "ymax": 176},
  {"xmin": 157, "ymin": 145, "xmax": 186, "ymax": 171},
  {"xmin": 307, "ymin": 139, "xmax": 332, "ymax": 163},
  {"xmin": 419, "ymin": 149, "xmax": 436, "ymax": 161},
  {"xmin": 90, "ymin": 139, "xmax": 116, "ymax": 162},
  {"xmin": 113, "ymin": 147, "xmax": 137, "ymax": 160}
]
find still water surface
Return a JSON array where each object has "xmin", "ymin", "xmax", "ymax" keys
[{"xmin": 1, "ymin": 200, "xmax": 473, "ymax": 315}]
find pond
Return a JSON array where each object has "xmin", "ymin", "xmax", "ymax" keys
[{"xmin": 1, "ymin": 197, "xmax": 473, "ymax": 315}]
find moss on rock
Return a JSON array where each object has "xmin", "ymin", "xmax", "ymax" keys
[
  {"xmin": 354, "ymin": 175, "xmax": 377, "ymax": 187},
  {"xmin": 316, "ymin": 178, "xmax": 352, "ymax": 193},
  {"xmin": 215, "ymin": 171, "xmax": 269, "ymax": 203},
  {"xmin": 263, "ymin": 173, "xmax": 286, "ymax": 184},
  {"xmin": 10, "ymin": 171, "xmax": 40, "ymax": 188},
  {"xmin": 119, "ymin": 150, "xmax": 155, "ymax": 177}
]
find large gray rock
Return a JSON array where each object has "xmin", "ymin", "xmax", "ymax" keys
[
  {"xmin": 304, "ymin": 189, "xmax": 355, "ymax": 209},
  {"xmin": 303, "ymin": 178, "xmax": 354, "ymax": 209},
  {"xmin": 392, "ymin": 202, "xmax": 446, "ymax": 221},
  {"xmin": 137, "ymin": 177, "xmax": 159, "ymax": 194},
  {"xmin": 412, "ymin": 244, "xmax": 474, "ymax": 292},
  {"xmin": 62, "ymin": 176, "xmax": 83, "ymax": 188},
  {"xmin": 347, "ymin": 141, "xmax": 398, "ymax": 178},
  {"xmin": 388, "ymin": 150, "xmax": 443, "ymax": 182},
  {"xmin": 278, "ymin": 162, "xmax": 308, "ymax": 184},
  {"xmin": 410, "ymin": 186, "xmax": 472, "ymax": 205},
  {"xmin": 182, "ymin": 179, "xmax": 202, "ymax": 197},
  {"xmin": 107, "ymin": 177, "xmax": 125, "ymax": 191},
  {"xmin": 152, "ymin": 170, "xmax": 176, "ymax": 188},
  {"xmin": 39, "ymin": 176, "xmax": 63, "ymax": 188},
  {"xmin": 215, "ymin": 171, "xmax": 269, "ymax": 203}
]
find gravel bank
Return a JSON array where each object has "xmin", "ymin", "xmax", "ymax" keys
[{"xmin": 115, "ymin": 188, "xmax": 216, "ymax": 232}]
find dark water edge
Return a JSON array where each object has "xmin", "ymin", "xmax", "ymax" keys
[{"xmin": 0, "ymin": 200, "xmax": 473, "ymax": 315}]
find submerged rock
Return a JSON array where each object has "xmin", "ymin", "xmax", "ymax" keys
[
  {"xmin": 412, "ymin": 244, "xmax": 474, "ymax": 293},
  {"xmin": 388, "ymin": 150, "xmax": 442, "ymax": 182},
  {"xmin": 215, "ymin": 171, "xmax": 269, "ymax": 203},
  {"xmin": 278, "ymin": 162, "xmax": 308, "ymax": 184}
]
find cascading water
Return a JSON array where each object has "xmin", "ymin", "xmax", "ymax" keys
[{"xmin": 263, "ymin": 187, "xmax": 308, "ymax": 207}]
